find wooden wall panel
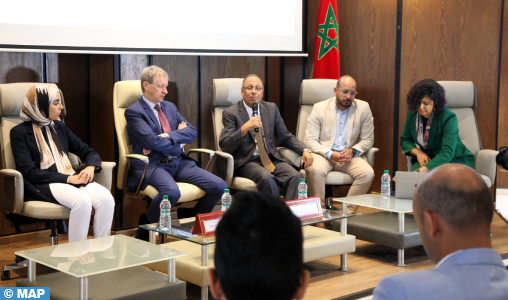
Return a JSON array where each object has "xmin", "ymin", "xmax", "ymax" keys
[
  {"xmin": 47, "ymin": 54, "xmax": 90, "ymax": 144},
  {"xmin": 89, "ymin": 55, "xmax": 116, "ymax": 163},
  {"xmin": 266, "ymin": 57, "xmax": 281, "ymax": 107},
  {"xmin": 153, "ymin": 56, "xmax": 199, "ymax": 152},
  {"xmin": 0, "ymin": 52, "xmax": 42, "ymax": 83},
  {"xmin": 200, "ymin": 56, "xmax": 265, "ymax": 151},
  {"xmin": 497, "ymin": 3, "xmax": 508, "ymax": 189},
  {"xmin": 282, "ymin": 57, "xmax": 305, "ymax": 133},
  {"xmin": 399, "ymin": 0, "xmax": 502, "ymax": 175},
  {"xmin": 337, "ymin": 0, "xmax": 398, "ymax": 190}
]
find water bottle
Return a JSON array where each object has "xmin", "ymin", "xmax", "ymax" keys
[
  {"xmin": 298, "ymin": 178, "xmax": 308, "ymax": 199},
  {"xmin": 381, "ymin": 170, "xmax": 391, "ymax": 199},
  {"xmin": 221, "ymin": 189, "xmax": 232, "ymax": 211},
  {"xmin": 159, "ymin": 195, "xmax": 171, "ymax": 231}
]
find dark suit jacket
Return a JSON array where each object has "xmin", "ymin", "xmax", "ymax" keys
[
  {"xmin": 219, "ymin": 100, "xmax": 305, "ymax": 170},
  {"xmin": 400, "ymin": 108, "xmax": 475, "ymax": 171},
  {"xmin": 10, "ymin": 120, "xmax": 102, "ymax": 202},
  {"xmin": 125, "ymin": 97, "xmax": 197, "ymax": 191}
]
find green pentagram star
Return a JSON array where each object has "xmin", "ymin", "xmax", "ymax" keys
[{"xmin": 317, "ymin": 3, "xmax": 339, "ymax": 60}]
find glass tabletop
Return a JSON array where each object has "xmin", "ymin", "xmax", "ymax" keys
[
  {"xmin": 333, "ymin": 194, "xmax": 413, "ymax": 213},
  {"xmin": 140, "ymin": 209, "xmax": 356, "ymax": 245},
  {"xmin": 15, "ymin": 235, "xmax": 186, "ymax": 278}
]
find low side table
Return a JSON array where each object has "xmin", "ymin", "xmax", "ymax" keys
[
  {"xmin": 15, "ymin": 235, "xmax": 187, "ymax": 300},
  {"xmin": 333, "ymin": 194, "xmax": 421, "ymax": 266}
]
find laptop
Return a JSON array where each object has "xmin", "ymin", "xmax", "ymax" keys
[{"xmin": 395, "ymin": 171, "xmax": 428, "ymax": 199}]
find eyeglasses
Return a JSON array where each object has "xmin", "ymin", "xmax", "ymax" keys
[
  {"xmin": 338, "ymin": 88, "xmax": 357, "ymax": 96},
  {"xmin": 243, "ymin": 86, "xmax": 264, "ymax": 92}
]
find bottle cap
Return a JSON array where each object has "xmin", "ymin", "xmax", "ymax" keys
[
  {"xmin": 300, "ymin": 178, "xmax": 305, "ymax": 182},
  {"xmin": 224, "ymin": 189, "xmax": 230, "ymax": 193},
  {"xmin": 163, "ymin": 195, "xmax": 168, "ymax": 200},
  {"xmin": 384, "ymin": 170, "xmax": 389, "ymax": 173}
]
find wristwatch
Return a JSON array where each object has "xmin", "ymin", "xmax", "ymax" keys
[{"xmin": 303, "ymin": 148, "xmax": 311, "ymax": 154}]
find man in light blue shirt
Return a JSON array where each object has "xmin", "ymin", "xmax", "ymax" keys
[
  {"xmin": 304, "ymin": 76, "xmax": 375, "ymax": 207},
  {"xmin": 373, "ymin": 164, "xmax": 508, "ymax": 300}
]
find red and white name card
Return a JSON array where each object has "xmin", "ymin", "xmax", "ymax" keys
[
  {"xmin": 286, "ymin": 197, "xmax": 323, "ymax": 221},
  {"xmin": 191, "ymin": 211, "xmax": 225, "ymax": 237}
]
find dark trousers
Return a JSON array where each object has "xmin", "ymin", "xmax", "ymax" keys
[
  {"xmin": 146, "ymin": 157, "xmax": 228, "ymax": 223},
  {"xmin": 235, "ymin": 157, "xmax": 302, "ymax": 201}
]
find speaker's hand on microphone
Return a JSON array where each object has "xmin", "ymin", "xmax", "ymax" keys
[{"xmin": 241, "ymin": 116, "xmax": 262, "ymax": 136}]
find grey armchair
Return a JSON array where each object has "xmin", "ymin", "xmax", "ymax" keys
[{"xmin": 406, "ymin": 81, "xmax": 497, "ymax": 187}]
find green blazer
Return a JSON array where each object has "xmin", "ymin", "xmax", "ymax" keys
[{"xmin": 400, "ymin": 107, "xmax": 475, "ymax": 171}]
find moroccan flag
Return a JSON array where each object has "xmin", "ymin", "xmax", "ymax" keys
[{"xmin": 312, "ymin": 0, "xmax": 340, "ymax": 79}]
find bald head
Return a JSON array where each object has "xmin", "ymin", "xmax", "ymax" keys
[
  {"xmin": 414, "ymin": 164, "xmax": 493, "ymax": 232},
  {"xmin": 336, "ymin": 75, "xmax": 356, "ymax": 88}
]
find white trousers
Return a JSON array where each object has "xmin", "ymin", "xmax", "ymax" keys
[{"xmin": 49, "ymin": 182, "xmax": 115, "ymax": 242}]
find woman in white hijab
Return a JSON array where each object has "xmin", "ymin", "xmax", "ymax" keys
[{"xmin": 10, "ymin": 85, "xmax": 114, "ymax": 242}]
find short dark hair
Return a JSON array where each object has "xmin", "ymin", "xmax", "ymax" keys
[
  {"xmin": 406, "ymin": 79, "xmax": 446, "ymax": 114},
  {"xmin": 415, "ymin": 167, "xmax": 493, "ymax": 231},
  {"xmin": 214, "ymin": 192, "xmax": 303, "ymax": 300}
]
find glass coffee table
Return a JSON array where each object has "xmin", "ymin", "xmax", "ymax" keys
[
  {"xmin": 140, "ymin": 209, "xmax": 355, "ymax": 267},
  {"xmin": 333, "ymin": 194, "xmax": 417, "ymax": 266},
  {"xmin": 15, "ymin": 235, "xmax": 187, "ymax": 300}
]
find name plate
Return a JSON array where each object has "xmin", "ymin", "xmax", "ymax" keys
[
  {"xmin": 286, "ymin": 197, "xmax": 323, "ymax": 220},
  {"xmin": 191, "ymin": 211, "xmax": 225, "ymax": 237}
]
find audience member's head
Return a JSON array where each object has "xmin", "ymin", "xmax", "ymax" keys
[
  {"xmin": 413, "ymin": 164, "xmax": 493, "ymax": 263},
  {"xmin": 208, "ymin": 191, "xmax": 309, "ymax": 300}
]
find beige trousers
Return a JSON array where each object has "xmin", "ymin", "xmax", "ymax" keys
[{"xmin": 305, "ymin": 153, "xmax": 375, "ymax": 207}]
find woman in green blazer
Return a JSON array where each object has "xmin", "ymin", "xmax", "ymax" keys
[{"xmin": 400, "ymin": 79, "xmax": 475, "ymax": 172}]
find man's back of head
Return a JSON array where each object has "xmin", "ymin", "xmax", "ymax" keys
[
  {"xmin": 209, "ymin": 191, "xmax": 309, "ymax": 300},
  {"xmin": 414, "ymin": 163, "xmax": 494, "ymax": 263},
  {"xmin": 372, "ymin": 164, "xmax": 507, "ymax": 300}
]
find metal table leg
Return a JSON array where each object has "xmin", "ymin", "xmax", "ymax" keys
[
  {"xmin": 398, "ymin": 212, "xmax": 405, "ymax": 267},
  {"xmin": 201, "ymin": 245, "xmax": 209, "ymax": 300},
  {"xmin": 80, "ymin": 276, "xmax": 88, "ymax": 300},
  {"xmin": 168, "ymin": 259, "xmax": 176, "ymax": 283},
  {"xmin": 340, "ymin": 202, "xmax": 348, "ymax": 271},
  {"xmin": 149, "ymin": 231, "xmax": 157, "ymax": 243},
  {"xmin": 28, "ymin": 259, "xmax": 36, "ymax": 282},
  {"xmin": 201, "ymin": 287, "xmax": 209, "ymax": 300}
]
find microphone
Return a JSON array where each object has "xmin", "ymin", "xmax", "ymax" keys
[{"xmin": 252, "ymin": 103, "xmax": 259, "ymax": 133}]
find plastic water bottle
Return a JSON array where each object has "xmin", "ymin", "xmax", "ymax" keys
[
  {"xmin": 381, "ymin": 170, "xmax": 391, "ymax": 199},
  {"xmin": 221, "ymin": 189, "xmax": 232, "ymax": 211},
  {"xmin": 298, "ymin": 178, "xmax": 308, "ymax": 199},
  {"xmin": 159, "ymin": 195, "xmax": 171, "ymax": 231}
]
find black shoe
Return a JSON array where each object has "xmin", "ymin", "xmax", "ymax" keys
[{"xmin": 177, "ymin": 207, "xmax": 197, "ymax": 219}]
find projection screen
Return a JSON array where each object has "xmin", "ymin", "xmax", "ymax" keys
[{"xmin": 0, "ymin": 0, "xmax": 305, "ymax": 56}]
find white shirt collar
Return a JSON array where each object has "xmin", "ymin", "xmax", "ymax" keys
[
  {"xmin": 243, "ymin": 100, "xmax": 261, "ymax": 117},
  {"xmin": 142, "ymin": 95, "xmax": 157, "ymax": 110}
]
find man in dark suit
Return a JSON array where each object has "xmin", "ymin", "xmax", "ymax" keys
[
  {"xmin": 219, "ymin": 74, "xmax": 313, "ymax": 200},
  {"xmin": 125, "ymin": 65, "xmax": 227, "ymax": 223}
]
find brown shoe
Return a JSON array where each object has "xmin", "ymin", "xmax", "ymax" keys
[{"xmin": 314, "ymin": 222, "xmax": 325, "ymax": 229}]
